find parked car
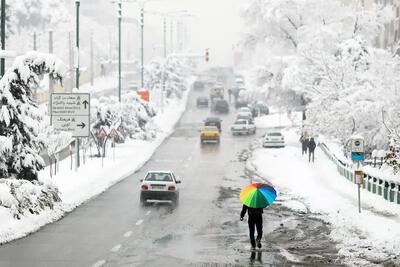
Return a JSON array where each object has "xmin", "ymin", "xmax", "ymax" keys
[
  {"xmin": 263, "ymin": 131, "xmax": 285, "ymax": 148},
  {"xmin": 251, "ymin": 103, "xmax": 269, "ymax": 117},
  {"xmin": 210, "ymin": 86, "xmax": 224, "ymax": 101},
  {"xmin": 196, "ymin": 96, "xmax": 209, "ymax": 108},
  {"xmin": 140, "ymin": 171, "xmax": 181, "ymax": 205},
  {"xmin": 204, "ymin": 117, "xmax": 222, "ymax": 132},
  {"xmin": 231, "ymin": 119, "xmax": 256, "ymax": 135},
  {"xmin": 200, "ymin": 126, "xmax": 220, "ymax": 144},
  {"xmin": 212, "ymin": 99, "xmax": 229, "ymax": 113}
]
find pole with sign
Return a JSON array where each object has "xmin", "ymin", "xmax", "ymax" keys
[
  {"xmin": 109, "ymin": 128, "xmax": 118, "ymax": 162},
  {"xmin": 350, "ymin": 136, "xmax": 365, "ymax": 213},
  {"xmin": 51, "ymin": 93, "xmax": 90, "ymax": 170},
  {"xmin": 97, "ymin": 128, "xmax": 108, "ymax": 168}
]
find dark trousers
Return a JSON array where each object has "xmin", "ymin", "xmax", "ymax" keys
[
  {"xmin": 248, "ymin": 214, "xmax": 263, "ymax": 247},
  {"xmin": 302, "ymin": 147, "xmax": 307, "ymax": 155},
  {"xmin": 309, "ymin": 150, "xmax": 315, "ymax": 162}
]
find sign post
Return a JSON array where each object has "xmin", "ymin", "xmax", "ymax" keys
[
  {"xmin": 97, "ymin": 128, "xmax": 107, "ymax": 168},
  {"xmin": 51, "ymin": 93, "xmax": 90, "ymax": 171},
  {"xmin": 108, "ymin": 128, "xmax": 118, "ymax": 162},
  {"xmin": 350, "ymin": 136, "xmax": 365, "ymax": 213}
]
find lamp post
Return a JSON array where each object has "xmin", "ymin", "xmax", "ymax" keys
[
  {"xmin": 118, "ymin": 0, "xmax": 122, "ymax": 102},
  {"xmin": 1, "ymin": 0, "xmax": 6, "ymax": 78},
  {"xmin": 75, "ymin": 0, "xmax": 80, "ymax": 169}
]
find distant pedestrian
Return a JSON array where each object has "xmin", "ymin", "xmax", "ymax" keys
[
  {"xmin": 240, "ymin": 205, "xmax": 263, "ymax": 250},
  {"xmin": 299, "ymin": 135, "xmax": 309, "ymax": 155},
  {"xmin": 308, "ymin": 137, "xmax": 316, "ymax": 162},
  {"xmin": 228, "ymin": 88, "xmax": 232, "ymax": 103}
]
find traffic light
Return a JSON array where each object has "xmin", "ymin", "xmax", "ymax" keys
[{"xmin": 205, "ymin": 49, "xmax": 209, "ymax": 62}]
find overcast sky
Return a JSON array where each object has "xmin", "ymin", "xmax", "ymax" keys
[{"xmin": 123, "ymin": 0, "xmax": 246, "ymax": 66}]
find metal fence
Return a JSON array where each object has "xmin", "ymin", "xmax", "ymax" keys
[{"xmin": 319, "ymin": 143, "xmax": 400, "ymax": 205}]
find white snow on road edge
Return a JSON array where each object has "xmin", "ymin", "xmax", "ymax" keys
[
  {"xmin": 250, "ymin": 128, "xmax": 400, "ymax": 265},
  {"xmin": 0, "ymin": 83, "xmax": 191, "ymax": 245}
]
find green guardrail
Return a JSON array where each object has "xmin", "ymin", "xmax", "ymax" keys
[{"xmin": 319, "ymin": 143, "xmax": 400, "ymax": 205}]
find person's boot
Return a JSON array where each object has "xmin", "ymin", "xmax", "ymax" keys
[
  {"xmin": 251, "ymin": 242, "xmax": 256, "ymax": 250},
  {"xmin": 256, "ymin": 238, "xmax": 262, "ymax": 249}
]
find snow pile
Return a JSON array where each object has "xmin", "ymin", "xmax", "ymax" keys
[
  {"xmin": 250, "ymin": 129, "xmax": 400, "ymax": 265},
  {"xmin": 0, "ymin": 179, "xmax": 61, "ymax": 221}
]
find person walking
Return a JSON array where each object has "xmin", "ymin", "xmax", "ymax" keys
[
  {"xmin": 228, "ymin": 88, "xmax": 232, "ymax": 103},
  {"xmin": 300, "ymin": 135, "xmax": 309, "ymax": 155},
  {"xmin": 308, "ymin": 137, "xmax": 316, "ymax": 162},
  {"xmin": 240, "ymin": 205, "xmax": 263, "ymax": 250}
]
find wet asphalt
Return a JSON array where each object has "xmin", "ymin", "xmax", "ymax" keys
[{"xmin": 0, "ymin": 84, "xmax": 344, "ymax": 267}]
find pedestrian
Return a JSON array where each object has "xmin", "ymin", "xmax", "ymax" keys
[
  {"xmin": 299, "ymin": 135, "xmax": 309, "ymax": 155},
  {"xmin": 240, "ymin": 204, "xmax": 263, "ymax": 250},
  {"xmin": 308, "ymin": 137, "xmax": 316, "ymax": 162}
]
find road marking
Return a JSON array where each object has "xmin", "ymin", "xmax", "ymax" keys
[
  {"xmin": 123, "ymin": 231, "xmax": 133, "ymax": 238},
  {"xmin": 111, "ymin": 244, "xmax": 122, "ymax": 252},
  {"xmin": 146, "ymin": 210, "xmax": 151, "ymax": 216},
  {"xmin": 92, "ymin": 260, "xmax": 106, "ymax": 267},
  {"xmin": 136, "ymin": 219, "xmax": 144, "ymax": 226}
]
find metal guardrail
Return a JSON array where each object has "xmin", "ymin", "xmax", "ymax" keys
[{"xmin": 319, "ymin": 143, "xmax": 400, "ymax": 205}]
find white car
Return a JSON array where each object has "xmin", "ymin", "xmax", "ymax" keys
[
  {"xmin": 140, "ymin": 171, "xmax": 181, "ymax": 205},
  {"xmin": 236, "ymin": 107, "xmax": 252, "ymax": 118},
  {"xmin": 263, "ymin": 131, "xmax": 285, "ymax": 148},
  {"xmin": 231, "ymin": 119, "xmax": 256, "ymax": 135}
]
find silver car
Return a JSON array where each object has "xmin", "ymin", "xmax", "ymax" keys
[{"xmin": 263, "ymin": 131, "xmax": 285, "ymax": 148}]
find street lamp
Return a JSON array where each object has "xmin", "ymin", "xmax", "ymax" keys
[
  {"xmin": 1, "ymin": 0, "xmax": 6, "ymax": 78},
  {"xmin": 75, "ymin": 0, "xmax": 80, "ymax": 169}
]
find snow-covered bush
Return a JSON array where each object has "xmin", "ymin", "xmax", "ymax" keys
[
  {"xmin": 144, "ymin": 57, "xmax": 190, "ymax": 100},
  {"xmin": 0, "ymin": 52, "xmax": 65, "ymax": 181},
  {"xmin": 0, "ymin": 179, "xmax": 61, "ymax": 220},
  {"xmin": 90, "ymin": 93, "xmax": 156, "ymax": 156}
]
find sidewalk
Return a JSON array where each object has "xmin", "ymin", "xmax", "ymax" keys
[{"xmin": 249, "ymin": 128, "xmax": 400, "ymax": 265}]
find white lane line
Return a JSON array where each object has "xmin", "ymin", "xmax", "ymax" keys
[
  {"xmin": 146, "ymin": 210, "xmax": 151, "ymax": 216},
  {"xmin": 111, "ymin": 244, "xmax": 122, "ymax": 252},
  {"xmin": 136, "ymin": 219, "xmax": 144, "ymax": 226},
  {"xmin": 123, "ymin": 231, "xmax": 133, "ymax": 238},
  {"xmin": 92, "ymin": 260, "xmax": 106, "ymax": 267}
]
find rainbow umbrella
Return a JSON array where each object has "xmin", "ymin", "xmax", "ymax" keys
[{"xmin": 240, "ymin": 183, "xmax": 277, "ymax": 208}]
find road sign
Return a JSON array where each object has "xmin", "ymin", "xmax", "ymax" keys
[
  {"xmin": 351, "ymin": 138, "xmax": 364, "ymax": 153},
  {"xmin": 98, "ymin": 128, "xmax": 108, "ymax": 138},
  {"xmin": 51, "ymin": 93, "xmax": 90, "ymax": 137},
  {"xmin": 109, "ymin": 128, "xmax": 118, "ymax": 138}
]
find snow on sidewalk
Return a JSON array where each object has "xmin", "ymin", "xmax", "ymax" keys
[
  {"xmin": 249, "ymin": 129, "xmax": 400, "ymax": 265},
  {"xmin": 0, "ymin": 89, "xmax": 189, "ymax": 244}
]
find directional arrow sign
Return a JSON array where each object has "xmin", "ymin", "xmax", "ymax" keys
[{"xmin": 51, "ymin": 93, "xmax": 90, "ymax": 137}]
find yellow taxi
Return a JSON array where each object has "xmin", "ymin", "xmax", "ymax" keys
[{"xmin": 200, "ymin": 126, "xmax": 220, "ymax": 144}]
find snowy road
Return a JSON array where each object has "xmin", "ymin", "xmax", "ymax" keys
[{"xmin": 0, "ymin": 89, "xmax": 342, "ymax": 266}]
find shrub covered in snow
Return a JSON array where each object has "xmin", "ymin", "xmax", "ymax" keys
[
  {"xmin": 90, "ymin": 93, "xmax": 156, "ymax": 156},
  {"xmin": 0, "ymin": 179, "xmax": 61, "ymax": 220},
  {"xmin": 144, "ymin": 56, "xmax": 190, "ymax": 100},
  {"xmin": 0, "ymin": 51, "xmax": 65, "ymax": 181}
]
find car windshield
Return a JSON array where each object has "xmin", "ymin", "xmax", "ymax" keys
[
  {"xmin": 145, "ymin": 172, "xmax": 173, "ymax": 182},
  {"xmin": 267, "ymin": 132, "xmax": 282, "ymax": 136},
  {"xmin": 234, "ymin": 120, "xmax": 246, "ymax": 125},
  {"xmin": 203, "ymin": 126, "xmax": 218, "ymax": 131}
]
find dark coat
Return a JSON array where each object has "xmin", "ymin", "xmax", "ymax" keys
[
  {"xmin": 308, "ymin": 139, "xmax": 316, "ymax": 152},
  {"xmin": 300, "ymin": 137, "xmax": 309, "ymax": 150},
  {"xmin": 240, "ymin": 205, "xmax": 263, "ymax": 219}
]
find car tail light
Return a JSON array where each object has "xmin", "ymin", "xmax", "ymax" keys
[
  {"xmin": 214, "ymin": 133, "xmax": 219, "ymax": 137},
  {"xmin": 168, "ymin": 185, "xmax": 176, "ymax": 191},
  {"xmin": 201, "ymin": 133, "xmax": 205, "ymax": 137},
  {"xmin": 141, "ymin": 185, "xmax": 148, "ymax": 190}
]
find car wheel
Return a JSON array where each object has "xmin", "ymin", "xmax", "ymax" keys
[{"xmin": 140, "ymin": 193, "xmax": 147, "ymax": 205}]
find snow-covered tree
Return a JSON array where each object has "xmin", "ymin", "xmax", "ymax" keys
[{"xmin": 0, "ymin": 52, "xmax": 65, "ymax": 181}]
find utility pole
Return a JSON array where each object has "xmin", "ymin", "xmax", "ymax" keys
[
  {"xmin": 1, "ymin": 0, "xmax": 6, "ymax": 78},
  {"xmin": 33, "ymin": 32, "xmax": 37, "ymax": 50},
  {"xmin": 118, "ymin": 0, "xmax": 122, "ymax": 102},
  {"xmin": 140, "ymin": 6, "xmax": 144, "ymax": 89},
  {"xmin": 170, "ymin": 20, "xmax": 173, "ymax": 54},
  {"xmin": 75, "ymin": 0, "xmax": 80, "ymax": 169},
  {"xmin": 68, "ymin": 31, "xmax": 74, "ymax": 93},
  {"xmin": 49, "ymin": 31, "xmax": 54, "ymax": 103},
  {"xmin": 163, "ymin": 17, "xmax": 167, "ymax": 58},
  {"xmin": 90, "ymin": 31, "xmax": 94, "ymax": 86}
]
